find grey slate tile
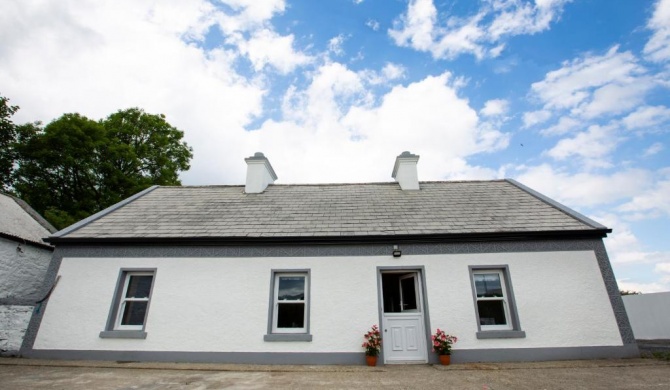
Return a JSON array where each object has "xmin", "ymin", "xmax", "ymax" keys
[{"xmin": 62, "ymin": 181, "xmax": 599, "ymax": 239}]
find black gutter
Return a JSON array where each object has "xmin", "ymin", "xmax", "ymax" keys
[{"xmin": 45, "ymin": 229, "xmax": 611, "ymax": 246}]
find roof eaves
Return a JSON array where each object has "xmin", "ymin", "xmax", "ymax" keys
[
  {"xmin": 505, "ymin": 178, "xmax": 610, "ymax": 231},
  {"xmin": 46, "ymin": 185, "xmax": 161, "ymax": 241},
  {"xmin": 46, "ymin": 229, "xmax": 610, "ymax": 246},
  {"xmin": 0, "ymin": 231, "xmax": 54, "ymax": 250}
]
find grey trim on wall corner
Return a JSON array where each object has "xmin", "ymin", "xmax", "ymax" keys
[
  {"xmin": 22, "ymin": 344, "xmax": 638, "ymax": 365},
  {"xmin": 20, "ymin": 247, "xmax": 64, "ymax": 356},
  {"xmin": 263, "ymin": 334, "xmax": 313, "ymax": 342},
  {"xmin": 592, "ymin": 240, "xmax": 637, "ymax": 344},
  {"xmin": 48, "ymin": 185, "xmax": 160, "ymax": 240},
  {"xmin": 476, "ymin": 330, "xmax": 526, "ymax": 339},
  {"xmin": 505, "ymin": 179, "xmax": 609, "ymax": 231},
  {"xmin": 99, "ymin": 330, "xmax": 147, "ymax": 339}
]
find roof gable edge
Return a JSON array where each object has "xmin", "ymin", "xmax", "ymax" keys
[
  {"xmin": 48, "ymin": 185, "xmax": 161, "ymax": 240},
  {"xmin": 7, "ymin": 195, "xmax": 57, "ymax": 233},
  {"xmin": 505, "ymin": 179, "xmax": 608, "ymax": 230}
]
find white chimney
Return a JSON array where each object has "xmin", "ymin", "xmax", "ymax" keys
[
  {"xmin": 392, "ymin": 151, "xmax": 420, "ymax": 190},
  {"xmin": 244, "ymin": 152, "xmax": 277, "ymax": 194}
]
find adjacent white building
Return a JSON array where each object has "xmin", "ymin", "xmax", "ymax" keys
[
  {"xmin": 0, "ymin": 193, "xmax": 55, "ymax": 356},
  {"xmin": 22, "ymin": 152, "xmax": 638, "ymax": 364},
  {"xmin": 623, "ymin": 292, "xmax": 670, "ymax": 340}
]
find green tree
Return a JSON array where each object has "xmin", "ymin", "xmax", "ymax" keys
[
  {"xmin": 13, "ymin": 108, "xmax": 193, "ymax": 229},
  {"xmin": 0, "ymin": 95, "xmax": 19, "ymax": 192}
]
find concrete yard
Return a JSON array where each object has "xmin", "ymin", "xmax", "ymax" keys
[{"xmin": 0, "ymin": 358, "xmax": 669, "ymax": 389}]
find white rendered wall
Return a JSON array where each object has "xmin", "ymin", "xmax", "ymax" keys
[
  {"xmin": 623, "ymin": 292, "xmax": 670, "ymax": 340},
  {"xmin": 34, "ymin": 250, "xmax": 623, "ymax": 353}
]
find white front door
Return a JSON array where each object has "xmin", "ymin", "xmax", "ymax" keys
[{"xmin": 381, "ymin": 271, "xmax": 428, "ymax": 364}]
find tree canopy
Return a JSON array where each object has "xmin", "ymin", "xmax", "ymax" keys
[
  {"xmin": 0, "ymin": 95, "xmax": 19, "ymax": 192},
  {"xmin": 3, "ymin": 99, "xmax": 193, "ymax": 229}
]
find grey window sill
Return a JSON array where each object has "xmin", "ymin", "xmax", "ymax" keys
[
  {"xmin": 476, "ymin": 330, "xmax": 526, "ymax": 339},
  {"xmin": 99, "ymin": 330, "xmax": 147, "ymax": 339},
  {"xmin": 264, "ymin": 334, "xmax": 313, "ymax": 342}
]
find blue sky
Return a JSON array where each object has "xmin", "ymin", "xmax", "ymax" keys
[{"xmin": 1, "ymin": 0, "xmax": 669, "ymax": 292}]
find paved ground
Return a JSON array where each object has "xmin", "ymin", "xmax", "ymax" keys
[{"xmin": 0, "ymin": 358, "xmax": 669, "ymax": 389}]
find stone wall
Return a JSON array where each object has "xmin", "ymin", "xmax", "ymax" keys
[
  {"xmin": 0, "ymin": 236, "xmax": 52, "ymax": 355},
  {"xmin": 0, "ymin": 305, "xmax": 34, "ymax": 356},
  {"xmin": 0, "ymin": 237, "xmax": 52, "ymax": 302}
]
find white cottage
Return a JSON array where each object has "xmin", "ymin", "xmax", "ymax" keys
[{"xmin": 22, "ymin": 152, "xmax": 638, "ymax": 364}]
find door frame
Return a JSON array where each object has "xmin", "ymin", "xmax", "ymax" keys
[{"xmin": 376, "ymin": 266, "xmax": 433, "ymax": 364}]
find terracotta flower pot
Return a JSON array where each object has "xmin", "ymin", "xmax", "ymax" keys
[
  {"xmin": 439, "ymin": 355, "xmax": 451, "ymax": 366},
  {"xmin": 366, "ymin": 356, "xmax": 378, "ymax": 366}
]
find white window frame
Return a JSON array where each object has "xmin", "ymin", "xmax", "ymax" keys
[
  {"xmin": 271, "ymin": 273, "xmax": 308, "ymax": 334},
  {"xmin": 468, "ymin": 265, "xmax": 525, "ymax": 339},
  {"xmin": 114, "ymin": 271, "xmax": 154, "ymax": 331},
  {"xmin": 472, "ymin": 269, "xmax": 512, "ymax": 331}
]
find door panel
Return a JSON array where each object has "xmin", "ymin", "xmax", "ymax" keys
[{"xmin": 391, "ymin": 327, "xmax": 404, "ymax": 351}]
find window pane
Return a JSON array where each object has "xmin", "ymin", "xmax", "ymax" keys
[
  {"xmin": 277, "ymin": 303, "xmax": 305, "ymax": 328},
  {"xmin": 278, "ymin": 276, "xmax": 305, "ymax": 301},
  {"xmin": 474, "ymin": 273, "xmax": 504, "ymax": 297},
  {"xmin": 477, "ymin": 300, "xmax": 507, "ymax": 326},
  {"xmin": 400, "ymin": 277, "xmax": 418, "ymax": 311},
  {"xmin": 126, "ymin": 275, "xmax": 153, "ymax": 298},
  {"xmin": 121, "ymin": 301, "xmax": 148, "ymax": 326}
]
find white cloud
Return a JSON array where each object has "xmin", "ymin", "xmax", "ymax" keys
[
  {"xmin": 248, "ymin": 69, "xmax": 508, "ymax": 183},
  {"xmin": 366, "ymin": 19, "xmax": 380, "ymax": 31},
  {"xmin": 529, "ymin": 46, "xmax": 646, "ymax": 112},
  {"xmin": 644, "ymin": 142, "xmax": 664, "ymax": 157},
  {"xmin": 513, "ymin": 164, "xmax": 654, "ymax": 208},
  {"xmin": 618, "ymin": 176, "xmax": 670, "ymax": 218},
  {"xmin": 573, "ymin": 79, "xmax": 654, "ymax": 119},
  {"xmin": 522, "ymin": 110, "xmax": 552, "ymax": 127},
  {"xmin": 389, "ymin": 0, "xmax": 569, "ymax": 60},
  {"xmin": 357, "ymin": 63, "xmax": 406, "ymax": 85},
  {"xmin": 539, "ymin": 116, "xmax": 580, "ymax": 135},
  {"xmin": 546, "ymin": 124, "xmax": 621, "ymax": 168},
  {"xmin": 232, "ymin": 28, "xmax": 313, "ymax": 73},
  {"xmin": 622, "ymin": 105, "xmax": 670, "ymax": 130},
  {"xmin": 480, "ymin": 99, "xmax": 509, "ymax": 117},
  {"xmin": 328, "ymin": 34, "xmax": 347, "ymax": 56},
  {"xmin": 215, "ymin": 0, "xmax": 286, "ymax": 34},
  {"xmin": 382, "ymin": 63, "xmax": 406, "ymax": 80},
  {"xmin": 487, "ymin": 0, "xmax": 570, "ymax": 40},
  {"xmin": 644, "ymin": 0, "xmax": 670, "ymax": 62}
]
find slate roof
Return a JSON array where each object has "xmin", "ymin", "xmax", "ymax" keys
[
  {"xmin": 51, "ymin": 180, "xmax": 608, "ymax": 242},
  {"xmin": 0, "ymin": 193, "xmax": 56, "ymax": 248}
]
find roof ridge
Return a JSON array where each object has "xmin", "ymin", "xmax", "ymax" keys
[{"xmin": 160, "ymin": 179, "xmax": 509, "ymax": 188}]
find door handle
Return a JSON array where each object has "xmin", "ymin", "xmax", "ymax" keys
[{"xmin": 384, "ymin": 329, "xmax": 387, "ymax": 332}]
